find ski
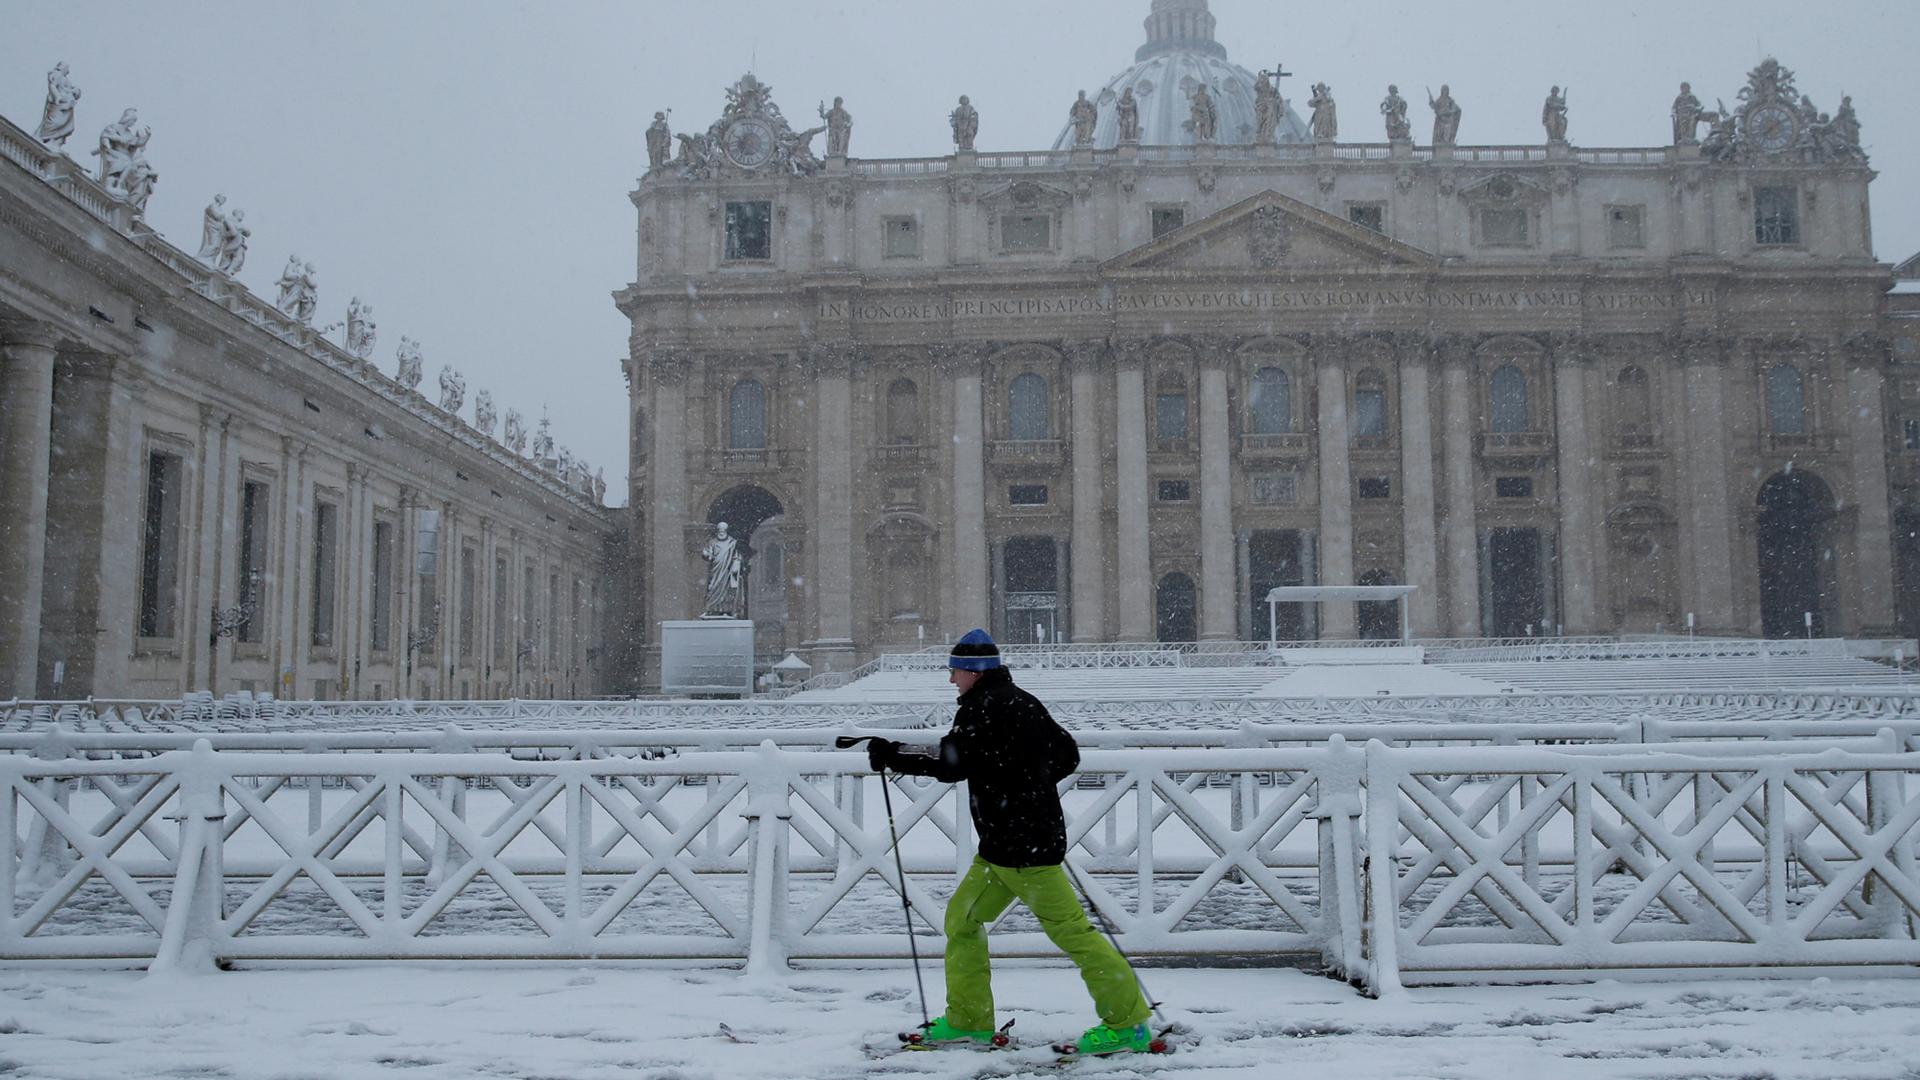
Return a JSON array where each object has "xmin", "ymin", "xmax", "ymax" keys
[{"xmin": 1050, "ymin": 1025, "xmax": 1176, "ymax": 1063}]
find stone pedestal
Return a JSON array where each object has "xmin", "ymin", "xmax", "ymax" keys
[{"xmin": 660, "ymin": 619, "xmax": 754, "ymax": 697}]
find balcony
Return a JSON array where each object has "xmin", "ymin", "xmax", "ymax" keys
[
  {"xmin": 988, "ymin": 439, "xmax": 1064, "ymax": 468},
  {"xmin": 1238, "ymin": 433, "xmax": 1313, "ymax": 460},
  {"xmin": 1765, "ymin": 432, "xmax": 1841, "ymax": 455},
  {"xmin": 1476, "ymin": 431, "xmax": 1555, "ymax": 461},
  {"xmin": 868, "ymin": 443, "xmax": 931, "ymax": 468},
  {"xmin": 705, "ymin": 448, "xmax": 801, "ymax": 473}
]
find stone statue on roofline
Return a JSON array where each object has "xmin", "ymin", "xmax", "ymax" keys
[
  {"xmin": 198, "ymin": 195, "xmax": 231, "ymax": 260},
  {"xmin": 1068, "ymin": 90, "xmax": 1098, "ymax": 147},
  {"xmin": 1671, "ymin": 82, "xmax": 1704, "ymax": 145},
  {"xmin": 473, "ymin": 389, "xmax": 496, "ymax": 437},
  {"xmin": 1188, "ymin": 82, "xmax": 1218, "ymax": 142},
  {"xmin": 532, "ymin": 415, "xmax": 554, "ymax": 461},
  {"xmin": 94, "ymin": 108, "xmax": 155, "ymax": 209},
  {"xmin": 504, "ymin": 409, "xmax": 527, "ymax": 453},
  {"xmin": 36, "ymin": 62, "xmax": 81, "ymax": 149},
  {"xmin": 437, "ymin": 365, "xmax": 465, "ymax": 414},
  {"xmin": 274, "ymin": 255, "xmax": 305, "ymax": 315},
  {"xmin": 1308, "ymin": 82, "xmax": 1338, "ymax": 141},
  {"xmin": 1253, "ymin": 71, "xmax": 1282, "ymax": 144},
  {"xmin": 395, "ymin": 336, "xmax": 424, "ymax": 390},
  {"xmin": 950, "ymin": 95, "xmax": 979, "ymax": 151},
  {"xmin": 1381, "ymin": 85, "xmax": 1411, "ymax": 141},
  {"xmin": 1542, "ymin": 86, "xmax": 1569, "ymax": 142},
  {"xmin": 1115, "ymin": 86, "xmax": 1140, "ymax": 144},
  {"xmin": 216, "ymin": 209, "xmax": 249, "ymax": 273},
  {"xmin": 346, "ymin": 296, "xmax": 376, "ymax": 358},
  {"xmin": 820, "ymin": 97, "xmax": 852, "ymax": 157},
  {"xmin": 645, "ymin": 111, "xmax": 672, "ymax": 169},
  {"xmin": 593, "ymin": 467, "xmax": 607, "ymax": 505},
  {"xmin": 1428, "ymin": 84, "xmax": 1461, "ymax": 145}
]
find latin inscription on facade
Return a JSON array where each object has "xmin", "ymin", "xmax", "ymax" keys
[{"xmin": 819, "ymin": 288, "xmax": 1716, "ymax": 324}]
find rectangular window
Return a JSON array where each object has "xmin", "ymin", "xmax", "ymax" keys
[
  {"xmin": 1479, "ymin": 208, "xmax": 1530, "ymax": 246},
  {"xmin": 1001, "ymin": 213, "xmax": 1051, "ymax": 251},
  {"xmin": 138, "ymin": 451, "xmax": 184, "ymax": 638},
  {"xmin": 1494, "ymin": 475, "xmax": 1534, "ymax": 498},
  {"xmin": 1347, "ymin": 203, "xmax": 1385, "ymax": 233},
  {"xmin": 1156, "ymin": 479, "xmax": 1192, "ymax": 502},
  {"xmin": 1905, "ymin": 419, "xmax": 1920, "ymax": 451},
  {"xmin": 1155, "ymin": 392, "xmax": 1189, "ymax": 439},
  {"xmin": 1250, "ymin": 472, "xmax": 1297, "ymax": 506},
  {"xmin": 237, "ymin": 480, "xmax": 270, "ymax": 643},
  {"xmin": 1357, "ymin": 477, "xmax": 1392, "ymax": 499},
  {"xmin": 1353, "ymin": 388, "xmax": 1387, "ymax": 438},
  {"xmin": 883, "ymin": 216, "xmax": 920, "ymax": 258},
  {"xmin": 724, "ymin": 200, "xmax": 772, "ymax": 260},
  {"xmin": 458, "ymin": 546, "xmax": 477, "ymax": 659},
  {"xmin": 1151, "ymin": 207, "xmax": 1186, "ymax": 238},
  {"xmin": 548, "ymin": 573, "xmax": 561, "ymax": 666},
  {"xmin": 1606, "ymin": 205, "xmax": 1645, "ymax": 249},
  {"xmin": 1894, "ymin": 338, "xmax": 1919, "ymax": 363},
  {"xmin": 416, "ymin": 508, "xmax": 441, "ymax": 633},
  {"xmin": 493, "ymin": 556, "xmax": 509, "ymax": 663},
  {"xmin": 310, "ymin": 499, "xmax": 338, "ymax": 647},
  {"xmin": 370, "ymin": 520, "xmax": 394, "ymax": 652},
  {"xmin": 1008, "ymin": 484, "xmax": 1049, "ymax": 506},
  {"xmin": 522, "ymin": 564, "xmax": 537, "ymax": 672},
  {"xmin": 1754, "ymin": 186, "xmax": 1799, "ymax": 245}
]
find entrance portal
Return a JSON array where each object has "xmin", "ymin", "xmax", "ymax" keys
[
  {"xmin": 999, "ymin": 536, "xmax": 1059, "ymax": 644},
  {"xmin": 1249, "ymin": 530, "xmax": 1306, "ymax": 642},
  {"xmin": 1156, "ymin": 572, "xmax": 1197, "ymax": 642},
  {"xmin": 1756, "ymin": 471, "xmax": 1834, "ymax": 638},
  {"xmin": 1485, "ymin": 528, "xmax": 1546, "ymax": 638}
]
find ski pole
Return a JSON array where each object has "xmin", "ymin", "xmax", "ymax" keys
[
  {"xmin": 1062, "ymin": 856, "xmax": 1169, "ymax": 1033},
  {"xmin": 836, "ymin": 736, "xmax": 930, "ymax": 1032}
]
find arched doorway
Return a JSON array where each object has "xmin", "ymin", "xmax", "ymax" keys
[
  {"xmin": 1756, "ymin": 471, "xmax": 1835, "ymax": 637},
  {"xmin": 1155, "ymin": 572, "xmax": 1197, "ymax": 643},
  {"xmin": 707, "ymin": 485, "xmax": 787, "ymax": 653}
]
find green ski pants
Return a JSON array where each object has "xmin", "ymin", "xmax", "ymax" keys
[{"xmin": 941, "ymin": 855, "xmax": 1151, "ymax": 1032}]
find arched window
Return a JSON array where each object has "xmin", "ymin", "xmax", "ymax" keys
[
  {"xmin": 886, "ymin": 378, "xmax": 919, "ymax": 445},
  {"xmin": 728, "ymin": 379, "xmax": 767, "ymax": 449},
  {"xmin": 1352, "ymin": 369, "xmax": 1388, "ymax": 439},
  {"xmin": 1615, "ymin": 365, "xmax": 1652, "ymax": 433},
  {"xmin": 1155, "ymin": 572, "xmax": 1197, "ymax": 642},
  {"xmin": 1489, "ymin": 365, "xmax": 1529, "ymax": 433},
  {"xmin": 1766, "ymin": 363, "xmax": 1808, "ymax": 435},
  {"xmin": 1155, "ymin": 372, "xmax": 1189, "ymax": 440},
  {"xmin": 1250, "ymin": 367, "xmax": 1292, "ymax": 434},
  {"xmin": 1009, "ymin": 373, "xmax": 1049, "ymax": 440}
]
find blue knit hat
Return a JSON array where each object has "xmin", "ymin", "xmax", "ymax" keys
[{"xmin": 948, "ymin": 628, "xmax": 1002, "ymax": 671}]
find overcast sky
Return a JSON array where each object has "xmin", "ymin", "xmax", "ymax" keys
[{"xmin": 6, "ymin": 1, "xmax": 1916, "ymax": 499}]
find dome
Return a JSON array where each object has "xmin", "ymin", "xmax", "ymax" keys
[{"xmin": 1050, "ymin": 0, "xmax": 1310, "ymax": 151}]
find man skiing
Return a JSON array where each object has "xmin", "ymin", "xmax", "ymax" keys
[{"xmin": 864, "ymin": 628, "xmax": 1156, "ymax": 1057}]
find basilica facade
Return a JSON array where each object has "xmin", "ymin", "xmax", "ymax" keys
[{"xmin": 620, "ymin": 0, "xmax": 1907, "ymax": 680}]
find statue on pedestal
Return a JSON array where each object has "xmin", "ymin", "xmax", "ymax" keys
[
  {"xmin": 197, "ymin": 195, "xmax": 231, "ymax": 260},
  {"xmin": 216, "ymin": 209, "xmax": 249, "ymax": 273},
  {"xmin": 532, "ymin": 415, "xmax": 554, "ymax": 461},
  {"xmin": 93, "ymin": 107, "xmax": 153, "ymax": 205},
  {"xmin": 645, "ymin": 111, "xmax": 672, "ymax": 169},
  {"xmin": 1188, "ymin": 83, "xmax": 1218, "ymax": 142},
  {"xmin": 700, "ymin": 522, "xmax": 745, "ymax": 619},
  {"xmin": 1068, "ymin": 90, "xmax": 1097, "ymax": 146},
  {"xmin": 346, "ymin": 296, "xmax": 376, "ymax": 358},
  {"xmin": 504, "ymin": 409, "xmax": 527, "ymax": 453},
  {"xmin": 1381, "ymin": 85, "xmax": 1411, "ymax": 141},
  {"xmin": 1253, "ymin": 71, "xmax": 1282, "ymax": 144},
  {"xmin": 820, "ymin": 96, "xmax": 852, "ymax": 157},
  {"xmin": 395, "ymin": 336, "xmax": 424, "ymax": 389},
  {"xmin": 473, "ymin": 389, "xmax": 496, "ymax": 437},
  {"xmin": 1115, "ymin": 86, "xmax": 1140, "ymax": 144},
  {"xmin": 1671, "ymin": 82, "xmax": 1704, "ymax": 145},
  {"xmin": 37, "ymin": 62, "xmax": 81, "ymax": 148},
  {"xmin": 274, "ymin": 255, "xmax": 305, "ymax": 315},
  {"xmin": 1308, "ymin": 82, "xmax": 1338, "ymax": 141},
  {"xmin": 1542, "ymin": 86, "xmax": 1569, "ymax": 142},
  {"xmin": 1429, "ymin": 84, "xmax": 1462, "ymax": 145},
  {"xmin": 950, "ymin": 95, "xmax": 978, "ymax": 151},
  {"xmin": 437, "ymin": 365, "xmax": 465, "ymax": 414}
]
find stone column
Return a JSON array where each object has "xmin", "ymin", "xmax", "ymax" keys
[
  {"xmin": 1845, "ymin": 338, "xmax": 1897, "ymax": 634},
  {"xmin": 1198, "ymin": 348, "xmax": 1237, "ymax": 640},
  {"xmin": 810, "ymin": 345, "xmax": 857, "ymax": 664},
  {"xmin": 947, "ymin": 345, "xmax": 989, "ymax": 632},
  {"xmin": 1067, "ymin": 340, "xmax": 1106, "ymax": 641},
  {"xmin": 649, "ymin": 352, "xmax": 690, "ymax": 626},
  {"xmin": 1315, "ymin": 341, "xmax": 1356, "ymax": 638},
  {"xmin": 1398, "ymin": 340, "xmax": 1441, "ymax": 636},
  {"xmin": 1114, "ymin": 343, "xmax": 1152, "ymax": 640},
  {"xmin": 1551, "ymin": 336, "xmax": 1599, "ymax": 633},
  {"xmin": 0, "ymin": 321, "xmax": 60, "ymax": 697},
  {"xmin": 1678, "ymin": 336, "xmax": 1735, "ymax": 632},
  {"xmin": 1437, "ymin": 337, "xmax": 1481, "ymax": 636}
]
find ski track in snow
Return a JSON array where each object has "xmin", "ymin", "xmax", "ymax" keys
[{"xmin": 1, "ymin": 967, "xmax": 1918, "ymax": 1079}]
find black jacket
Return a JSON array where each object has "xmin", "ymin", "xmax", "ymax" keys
[{"xmin": 880, "ymin": 667, "xmax": 1080, "ymax": 868}]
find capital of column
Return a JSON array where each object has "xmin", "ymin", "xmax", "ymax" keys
[
  {"xmin": 1842, "ymin": 332, "xmax": 1891, "ymax": 372},
  {"xmin": 1430, "ymin": 333, "xmax": 1477, "ymax": 368},
  {"xmin": 1547, "ymin": 332, "xmax": 1597, "ymax": 367},
  {"xmin": 1110, "ymin": 337, "xmax": 1150, "ymax": 370},
  {"xmin": 647, "ymin": 349, "xmax": 694, "ymax": 384},
  {"xmin": 930, "ymin": 341, "xmax": 990, "ymax": 376},
  {"xmin": 1063, "ymin": 338, "xmax": 1108, "ymax": 372},
  {"xmin": 1311, "ymin": 333, "xmax": 1355, "ymax": 366},
  {"xmin": 0, "ymin": 318, "xmax": 63, "ymax": 355},
  {"xmin": 806, "ymin": 341, "xmax": 858, "ymax": 378},
  {"xmin": 1669, "ymin": 331, "xmax": 1728, "ymax": 367}
]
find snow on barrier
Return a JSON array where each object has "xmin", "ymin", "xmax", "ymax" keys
[{"xmin": 2, "ymin": 737, "xmax": 1916, "ymax": 990}]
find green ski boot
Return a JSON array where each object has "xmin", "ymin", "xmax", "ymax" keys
[
  {"xmin": 900, "ymin": 1016, "xmax": 1001, "ymax": 1048},
  {"xmin": 1066, "ymin": 1021, "xmax": 1153, "ymax": 1056}
]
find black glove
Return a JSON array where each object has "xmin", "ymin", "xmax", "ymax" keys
[{"xmin": 866, "ymin": 738, "xmax": 902, "ymax": 772}]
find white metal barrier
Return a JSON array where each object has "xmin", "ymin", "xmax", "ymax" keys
[{"xmin": 5, "ymin": 737, "xmax": 1917, "ymax": 988}]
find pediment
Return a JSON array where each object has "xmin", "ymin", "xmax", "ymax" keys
[
  {"xmin": 1102, "ymin": 190, "xmax": 1437, "ymax": 273},
  {"xmin": 979, "ymin": 179, "xmax": 1075, "ymax": 209}
]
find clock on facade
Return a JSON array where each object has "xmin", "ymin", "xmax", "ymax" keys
[
  {"xmin": 1744, "ymin": 103, "xmax": 1798, "ymax": 153},
  {"xmin": 724, "ymin": 118, "xmax": 778, "ymax": 169}
]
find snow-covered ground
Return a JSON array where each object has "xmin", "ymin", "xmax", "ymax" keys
[{"xmin": 3, "ymin": 964, "xmax": 1919, "ymax": 1079}]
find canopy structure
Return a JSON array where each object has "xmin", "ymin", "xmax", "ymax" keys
[{"xmin": 1263, "ymin": 585, "xmax": 1419, "ymax": 647}]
